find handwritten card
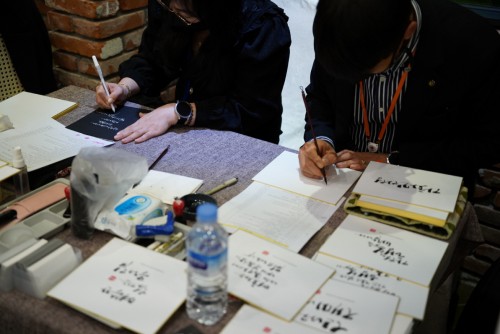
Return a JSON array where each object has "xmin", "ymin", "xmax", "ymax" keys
[
  {"xmin": 48, "ymin": 238, "xmax": 187, "ymax": 334},
  {"xmin": 221, "ymin": 304, "xmax": 324, "ymax": 334},
  {"xmin": 66, "ymin": 105, "xmax": 141, "ymax": 140},
  {"xmin": 296, "ymin": 279, "xmax": 399, "ymax": 334},
  {"xmin": 314, "ymin": 253, "xmax": 428, "ymax": 319},
  {"xmin": 228, "ymin": 231, "xmax": 335, "ymax": 321},
  {"xmin": 128, "ymin": 170, "xmax": 203, "ymax": 204},
  {"xmin": 219, "ymin": 182, "xmax": 342, "ymax": 252},
  {"xmin": 353, "ymin": 162, "xmax": 462, "ymax": 214},
  {"xmin": 318, "ymin": 215, "xmax": 448, "ymax": 286},
  {"xmin": 252, "ymin": 151, "xmax": 361, "ymax": 205}
]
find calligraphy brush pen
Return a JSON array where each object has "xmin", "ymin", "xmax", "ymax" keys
[
  {"xmin": 300, "ymin": 86, "xmax": 327, "ymax": 185},
  {"xmin": 149, "ymin": 145, "xmax": 170, "ymax": 170}
]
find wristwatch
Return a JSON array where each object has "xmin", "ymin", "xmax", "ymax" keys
[
  {"xmin": 387, "ymin": 151, "xmax": 400, "ymax": 165},
  {"xmin": 174, "ymin": 100, "xmax": 193, "ymax": 125}
]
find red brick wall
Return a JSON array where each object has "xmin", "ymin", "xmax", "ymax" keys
[{"xmin": 36, "ymin": 0, "xmax": 148, "ymax": 90}]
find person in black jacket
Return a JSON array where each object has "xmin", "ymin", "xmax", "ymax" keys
[
  {"xmin": 299, "ymin": 0, "xmax": 500, "ymax": 191},
  {"xmin": 96, "ymin": 0, "xmax": 291, "ymax": 144},
  {"xmin": 0, "ymin": 0, "xmax": 57, "ymax": 97}
]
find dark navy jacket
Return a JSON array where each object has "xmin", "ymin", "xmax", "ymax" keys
[
  {"xmin": 120, "ymin": 0, "xmax": 291, "ymax": 144},
  {"xmin": 305, "ymin": 0, "xmax": 500, "ymax": 188},
  {"xmin": 1, "ymin": 0, "xmax": 57, "ymax": 95}
]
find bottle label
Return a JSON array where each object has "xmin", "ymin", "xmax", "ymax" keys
[{"xmin": 188, "ymin": 249, "xmax": 227, "ymax": 274}]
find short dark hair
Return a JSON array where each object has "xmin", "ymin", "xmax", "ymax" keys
[
  {"xmin": 313, "ymin": 0, "xmax": 413, "ymax": 82},
  {"xmin": 191, "ymin": 0, "xmax": 242, "ymax": 38}
]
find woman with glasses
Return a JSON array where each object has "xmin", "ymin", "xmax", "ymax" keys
[
  {"xmin": 96, "ymin": 0, "xmax": 291, "ymax": 144},
  {"xmin": 299, "ymin": 0, "xmax": 500, "ymax": 194}
]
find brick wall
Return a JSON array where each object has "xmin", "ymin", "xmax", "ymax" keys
[{"xmin": 35, "ymin": 0, "xmax": 148, "ymax": 90}]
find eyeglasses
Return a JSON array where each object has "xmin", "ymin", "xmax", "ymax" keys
[{"xmin": 156, "ymin": 0, "xmax": 199, "ymax": 26}]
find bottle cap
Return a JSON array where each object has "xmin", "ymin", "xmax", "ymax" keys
[
  {"xmin": 196, "ymin": 203, "xmax": 217, "ymax": 222},
  {"xmin": 12, "ymin": 146, "xmax": 26, "ymax": 169}
]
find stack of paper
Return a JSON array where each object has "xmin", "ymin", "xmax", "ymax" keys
[
  {"xmin": 0, "ymin": 92, "xmax": 112, "ymax": 171},
  {"xmin": 0, "ymin": 91, "xmax": 77, "ymax": 125},
  {"xmin": 314, "ymin": 253, "xmax": 428, "ymax": 320},
  {"xmin": 344, "ymin": 162, "xmax": 464, "ymax": 238},
  {"xmin": 318, "ymin": 215, "xmax": 448, "ymax": 287},
  {"xmin": 315, "ymin": 214, "xmax": 449, "ymax": 327}
]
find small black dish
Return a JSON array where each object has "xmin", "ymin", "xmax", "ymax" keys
[{"xmin": 180, "ymin": 193, "xmax": 217, "ymax": 221}]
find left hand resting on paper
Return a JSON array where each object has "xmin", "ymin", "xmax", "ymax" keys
[
  {"xmin": 335, "ymin": 150, "xmax": 388, "ymax": 171},
  {"xmin": 114, "ymin": 104, "xmax": 178, "ymax": 144}
]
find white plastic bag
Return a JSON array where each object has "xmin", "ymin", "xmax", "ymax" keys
[{"xmin": 70, "ymin": 147, "xmax": 148, "ymax": 238}]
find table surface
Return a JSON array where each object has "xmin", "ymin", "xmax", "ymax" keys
[{"xmin": 0, "ymin": 86, "xmax": 484, "ymax": 334}]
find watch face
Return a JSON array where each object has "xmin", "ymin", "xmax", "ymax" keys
[{"xmin": 176, "ymin": 101, "xmax": 192, "ymax": 119}]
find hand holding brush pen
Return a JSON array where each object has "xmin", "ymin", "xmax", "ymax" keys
[
  {"xmin": 92, "ymin": 55, "xmax": 116, "ymax": 112},
  {"xmin": 300, "ymin": 86, "xmax": 328, "ymax": 185}
]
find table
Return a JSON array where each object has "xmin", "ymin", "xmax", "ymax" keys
[{"xmin": 0, "ymin": 86, "xmax": 484, "ymax": 334}]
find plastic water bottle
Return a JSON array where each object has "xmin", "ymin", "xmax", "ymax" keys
[{"xmin": 186, "ymin": 203, "xmax": 228, "ymax": 325}]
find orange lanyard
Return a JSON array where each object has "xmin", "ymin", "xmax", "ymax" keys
[{"xmin": 359, "ymin": 67, "xmax": 410, "ymax": 146}]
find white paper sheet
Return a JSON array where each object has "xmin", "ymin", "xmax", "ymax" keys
[
  {"xmin": 48, "ymin": 238, "xmax": 187, "ymax": 334},
  {"xmin": 0, "ymin": 91, "xmax": 77, "ymax": 127},
  {"xmin": 314, "ymin": 253, "xmax": 428, "ymax": 319},
  {"xmin": 221, "ymin": 304, "xmax": 325, "ymax": 334},
  {"xmin": 296, "ymin": 279, "xmax": 399, "ymax": 334},
  {"xmin": 252, "ymin": 151, "xmax": 361, "ymax": 205},
  {"xmin": 228, "ymin": 231, "xmax": 334, "ymax": 321},
  {"xmin": 0, "ymin": 165, "xmax": 20, "ymax": 181},
  {"xmin": 318, "ymin": 215, "xmax": 449, "ymax": 287},
  {"xmin": 128, "ymin": 170, "xmax": 203, "ymax": 204},
  {"xmin": 0, "ymin": 120, "xmax": 112, "ymax": 171},
  {"xmin": 353, "ymin": 162, "xmax": 462, "ymax": 213},
  {"xmin": 219, "ymin": 182, "xmax": 342, "ymax": 252}
]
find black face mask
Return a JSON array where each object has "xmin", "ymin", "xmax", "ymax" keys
[{"xmin": 168, "ymin": 11, "xmax": 207, "ymax": 32}]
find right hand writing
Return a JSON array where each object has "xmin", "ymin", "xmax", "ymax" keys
[
  {"xmin": 299, "ymin": 140, "xmax": 337, "ymax": 180},
  {"xmin": 95, "ymin": 83, "xmax": 127, "ymax": 109}
]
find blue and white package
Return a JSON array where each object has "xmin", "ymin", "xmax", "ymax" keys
[{"xmin": 94, "ymin": 194, "xmax": 166, "ymax": 240}]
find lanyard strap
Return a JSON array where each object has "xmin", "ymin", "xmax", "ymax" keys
[{"xmin": 359, "ymin": 67, "xmax": 410, "ymax": 144}]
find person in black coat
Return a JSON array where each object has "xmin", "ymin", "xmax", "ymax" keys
[
  {"xmin": 0, "ymin": 0, "xmax": 57, "ymax": 96},
  {"xmin": 96, "ymin": 0, "xmax": 291, "ymax": 144},
  {"xmin": 299, "ymin": 0, "xmax": 500, "ymax": 192}
]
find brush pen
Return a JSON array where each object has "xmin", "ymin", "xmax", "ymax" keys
[
  {"xmin": 300, "ymin": 86, "xmax": 327, "ymax": 185},
  {"xmin": 149, "ymin": 145, "xmax": 170, "ymax": 170},
  {"xmin": 204, "ymin": 177, "xmax": 238, "ymax": 195},
  {"xmin": 92, "ymin": 55, "xmax": 116, "ymax": 112}
]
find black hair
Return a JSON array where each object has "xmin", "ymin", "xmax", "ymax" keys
[
  {"xmin": 313, "ymin": 0, "xmax": 413, "ymax": 82},
  {"xmin": 185, "ymin": 0, "xmax": 243, "ymax": 41}
]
